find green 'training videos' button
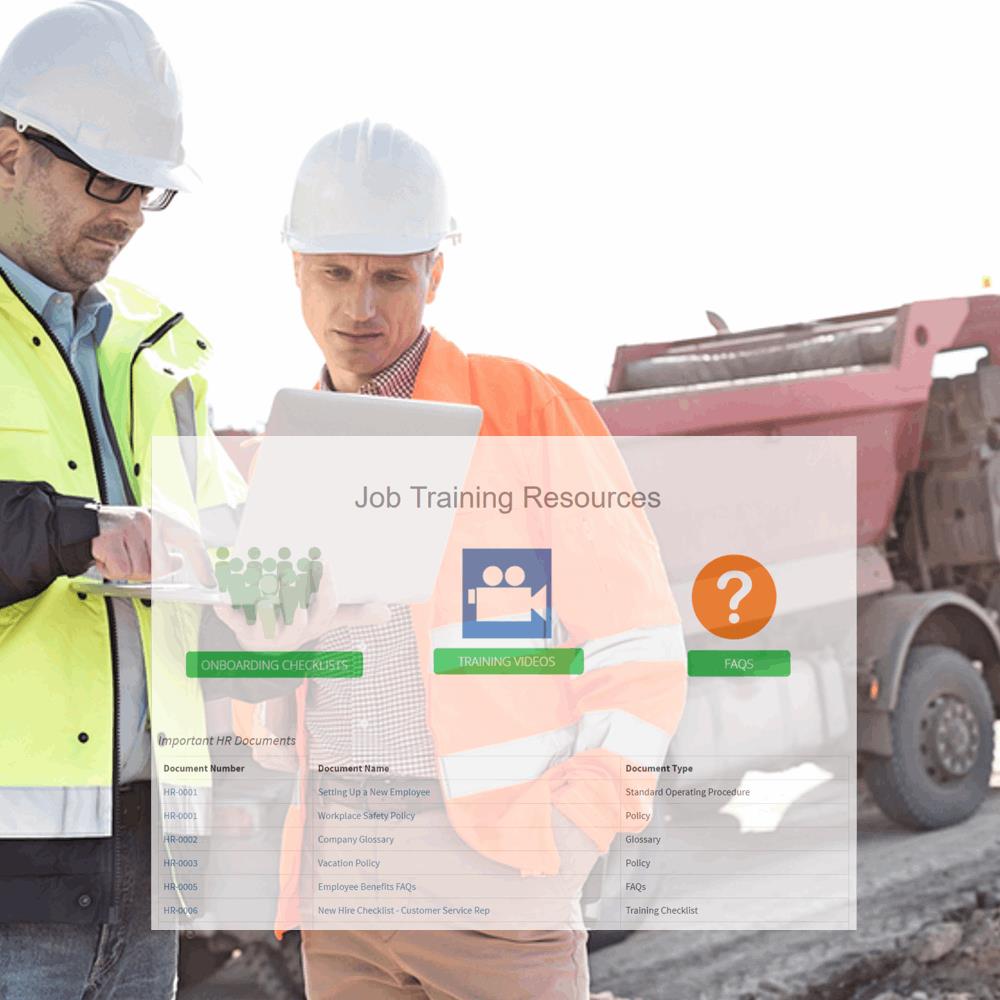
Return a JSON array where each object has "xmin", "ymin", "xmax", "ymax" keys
[
  {"xmin": 434, "ymin": 648, "xmax": 583, "ymax": 675},
  {"xmin": 187, "ymin": 651, "xmax": 363, "ymax": 678},
  {"xmin": 687, "ymin": 650, "xmax": 791, "ymax": 677}
]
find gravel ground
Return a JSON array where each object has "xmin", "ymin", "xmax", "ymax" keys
[
  {"xmin": 589, "ymin": 787, "xmax": 1000, "ymax": 1000},
  {"xmin": 802, "ymin": 900, "xmax": 1000, "ymax": 1000}
]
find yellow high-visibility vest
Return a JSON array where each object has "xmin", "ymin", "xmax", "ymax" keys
[{"xmin": 0, "ymin": 271, "xmax": 243, "ymax": 837}]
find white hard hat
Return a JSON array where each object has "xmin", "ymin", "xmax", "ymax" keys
[
  {"xmin": 0, "ymin": 0, "xmax": 196, "ymax": 192},
  {"xmin": 283, "ymin": 120, "xmax": 459, "ymax": 255}
]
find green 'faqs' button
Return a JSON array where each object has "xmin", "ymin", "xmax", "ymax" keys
[{"xmin": 687, "ymin": 650, "xmax": 790, "ymax": 677}]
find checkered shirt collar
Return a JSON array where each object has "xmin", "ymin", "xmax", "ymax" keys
[{"xmin": 320, "ymin": 327, "xmax": 430, "ymax": 398}]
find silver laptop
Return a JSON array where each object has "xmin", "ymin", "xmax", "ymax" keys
[{"xmin": 73, "ymin": 390, "xmax": 483, "ymax": 604}]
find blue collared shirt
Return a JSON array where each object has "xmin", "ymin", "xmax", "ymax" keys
[{"xmin": 0, "ymin": 249, "xmax": 150, "ymax": 784}]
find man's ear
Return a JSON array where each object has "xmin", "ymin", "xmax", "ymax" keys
[
  {"xmin": 425, "ymin": 253, "xmax": 444, "ymax": 304},
  {"xmin": 0, "ymin": 127, "xmax": 25, "ymax": 195},
  {"xmin": 292, "ymin": 252, "xmax": 303, "ymax": 288}
]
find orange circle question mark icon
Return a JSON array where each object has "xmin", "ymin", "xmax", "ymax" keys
[{"xmin": 692, "ymin": 554, "xmax": 776, "ymax": 639}]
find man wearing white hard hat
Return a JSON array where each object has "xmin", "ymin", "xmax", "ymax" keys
[
  {"xmin": 277, "ymin": 121, "xmax": 686, "ymax": 1000},
  {"xmin": 0, "ymin": 3, "xmax": 242, "ymax": 997}
]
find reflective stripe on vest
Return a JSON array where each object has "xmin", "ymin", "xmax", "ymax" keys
[
  {"xmin": 579, "ymin": 623, "xmax": 686, "ymax": 673},
  {"xmin": 439, "ymin": 708, "xmax": 672, "ymax": 799},
  {"xmin": 0, "ymin": 786, "xmax": 112, "ymax": 838}
]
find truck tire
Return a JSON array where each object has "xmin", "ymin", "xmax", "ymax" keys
[{"xmin": 865, "ymin": 644, "xmax": 995, "ymax": 830}]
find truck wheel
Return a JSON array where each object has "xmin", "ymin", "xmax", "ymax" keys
[{"xmin": 865, "ymin": 644, "xmax": 995, "ymax": 830}]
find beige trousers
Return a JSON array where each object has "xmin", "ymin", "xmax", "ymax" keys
[
  {"xmin": 300, "ymin": 780, "xmax": 596, "ymax": 998},
  {"xmin": 301, "ymin": 927, "xmax": 589, "ymax": 1000}
]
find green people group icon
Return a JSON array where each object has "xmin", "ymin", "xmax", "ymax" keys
[{"xmin": 215, "ymin": 546, "xmax": 324, "ymax": 635}]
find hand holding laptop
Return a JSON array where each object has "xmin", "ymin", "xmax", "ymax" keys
[{"xmin": 91, "ymin": 505, "xmax": 215, "ymax": 586}]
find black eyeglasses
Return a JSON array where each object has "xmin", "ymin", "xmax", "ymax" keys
[{"xmin": 22, "ymin": 130, "xmax": 177, "ymax": 211}]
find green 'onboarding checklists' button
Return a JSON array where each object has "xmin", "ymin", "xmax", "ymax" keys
[
  {"xmin": 687, "ymin": 650, "xmax": 791, "ymax": 677},
  {"xmin": 434, "ymin": 648, "xmax": 583, "ymax": 675},
  {"xmin": 186, "ymin": 651, "xmax": 363, "ymax": 678}
]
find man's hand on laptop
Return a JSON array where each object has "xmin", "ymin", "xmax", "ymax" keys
[
  {"xmin": 213, "ymin": 568, "xmax": 389, "ymax": 651},
  {"xmin": 91, "ymin": 506, "xmax": 215, "ymax": 585}
]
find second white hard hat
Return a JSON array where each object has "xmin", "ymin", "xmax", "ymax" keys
[
  {"xmin": 283, "ymin": 120, "xmax": 459, "ymax": 255},
  {"xmin": 0, "ymin": 0, "xmax": 196, "ymax": 191}
]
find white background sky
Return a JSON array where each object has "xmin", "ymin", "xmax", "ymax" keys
[{"xmin": 7, "ymin": 0, "xmax": 1000, "ymax": 428}]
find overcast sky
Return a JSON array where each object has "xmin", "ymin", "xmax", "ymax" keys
[{"xmin": 6, "ymin": 1, "xmax": 1000, "ymax": 427}]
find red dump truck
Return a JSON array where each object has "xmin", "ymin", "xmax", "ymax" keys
[
  {"xmin": 595, "ymin": 295, "xmax": 1000, "ymax": 831},
  {"xmin": 180, "ymin": 304, "xmax": 1000, "ymax": 993}
]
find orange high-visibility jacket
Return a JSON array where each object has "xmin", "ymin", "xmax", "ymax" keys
[{"xmin": 276, "ymin": 329, "xmax": 687, "ymax": 928}]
